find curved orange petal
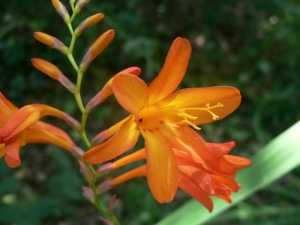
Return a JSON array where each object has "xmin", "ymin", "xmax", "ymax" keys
[
  {"xmin": 144, "ymin": 130, "xmax": 178, "ymax": 203},
  {"xmin": 113, "ymin": 148, "xmax": 146, "ymax": 170},
  {"xmin": 178, "ymin": 174, "xmax": 213, "ymax": 212},
  {"xmin": 112, "ymin": 165, "xmax": 147, "ymax": 187},
  {"xmin": 85, "ymin": 67, "xmax": 141, "ymax": 112},
  {"xmin": 112, "ymin": 74, "xmax": 149, "ymax": 116},
  {"xmin": 0, "ymin": 104, "xmax": 64, "ymax": 141},
  {"xmin": 224, "ymin": 155, "xmax": 252, "ymax": 170},
  {"xmin": 4, "ymin": 136, "xmax": 23, "ymax": 168},
  {"xmin": 26, "ymin": 121, "xmax": 74, "ymax": 151},
  {"xmin": 148, "ymin": 38, "xmax": 191, "ymax": 104},
  {"xmin": 91, "ymin": 116, "xmax": 131, "ymax": 146},
  {"xmin": 161, "ymin": 125, "xmax": 216, "ymax": 170},
  {"xmin": 177, "ymin": 158, "xmax": 212, "ymax": 195},
  {"xmin": 160, "ymin": 86, "xmax": 241, "ymax": 124},
  {"xmin": 207, "ymin": 141, "xmax": 236, "ymax": 158},
  {"xmin": 0, "ymin": 93, "xmax": 18, "ymax": 123},
  {"xmin": 84, "ymin": 116, "xmax": 140, "ymax": 164},
  {"xmin": 0, "ymin": 143, "xmax": 5, "ymax": 158},
  {"xmin": 210, "ymin": 174, "xmax": 239, "ymax": 192}
]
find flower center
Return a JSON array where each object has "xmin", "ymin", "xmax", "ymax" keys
[{"xmin": 138, "ymin": 102, "xmax": 223, "ymax": 132}]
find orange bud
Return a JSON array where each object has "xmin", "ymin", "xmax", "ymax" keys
[
  {"xmin": 52, "ymin": 0, "xmax": 70, "ymax": 22},
  {"xmin": 79, "ymin": 29, "xmax": 115, "ymax": 72},
  {"xmin": 75, "ymin": 0, "xmax": 90, "ymax": 13},
  {"xmin": 75, "ymin": 13, "xmax": 104, "ymax": 37},
  {"xmin": 31, "ymin": 58, "xmax": 76, "ymax": 92},
  {"xmin": 34, "ymin": 32, "xmax": 68, "ymax": 54}
]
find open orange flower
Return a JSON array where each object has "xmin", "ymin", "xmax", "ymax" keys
[
  {"xmin": 84, "ymin": 37, "xmax": 242, "ymax": 203},
  {"xmin": 97, "ymin": 142, "xmax": 251, "ymax": 211},
  {"xmin": 0, "ymin": 93, "xmax": 75, "ymax": 168}
]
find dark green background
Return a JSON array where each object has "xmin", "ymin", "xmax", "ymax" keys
[{"xmin": 0, "ymin": 0, "xmax": 300, "ymax": 224}]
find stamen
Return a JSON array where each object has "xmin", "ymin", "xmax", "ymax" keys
[
  {"xmin": 182, "ymin": 118, "xmax": 201, "ymax": 130},
  {"xmin": 184, "ymin": 102, "xmax": 224, "ymax": 121}
]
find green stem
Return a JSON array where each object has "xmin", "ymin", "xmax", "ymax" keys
[{"xmin": 65, "ymin": 10, "xmax": 121, "ymax": 225}]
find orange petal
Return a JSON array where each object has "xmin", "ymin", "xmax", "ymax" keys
[
  {"xmin": 91, "ymin": 116, "xmax": 131, "ymax": 146},
  {"xmin": 112, "ymin": 74, "xmax": 149, "ymax": 116},
  {"xmin": 113, "ymin": 148, "xmax": 146, "ymax": 170},
  {"xmin": 0, "ymin": 143, "xmax": 5, "ymax": 158},
  {"xmin": 85, "ymin": 67, "xmax": 141, "ymax": 112},
  {"xmin": 4, "ymin": 136, "xmax": 22, "ymax": 168},
  {"xmin": 26, "ymin": 121, "xmax": 74, "ymax": 150},
  {"xmin": 112, "ymin": 165, "xmax": 147, "ymax": 186},
  {"xmin": 161, "ymin": 87, "xmax": 241, "ymax": 124},
  {"xmin": 224, "ymin": 155, "xmax": 252, "ymax": 170},
  {"xmin": 144, "ymin": 130, "xmax": 178, "ymax": 203},
  {"xmin": 212, "ymin": 185, "xmax": 232, "ymax": 203},
  {"xmin": 0, "ymin": 92, "xmax": 18, "ymax": 123},
  {"xmin": 0, "ymin": 104, "xmax": 64, "ymax": 141},
  {"xmin": 178, "ymin": 174, "xmax": 213, "ymax": 212},
  {"xmin": 207, "ymin": 141, "xmax": 236, "ymax": 158},
  {"xmin": 84, "ymin": 116, "xmax": 140, "ymax": 164},
  {"xmin": 177, "ymin": 158, "xmax": 212, "ymax": 195},
  {"xmin": 161, "ymin": 125, "xmax": 216, "ymax": 170},
  {"xmin": 210, "ymin": 174, "xmax": 239, "ymax": 192},
  {"xmin": 148, "ymin": 37, "xmax": 191, "ymax": 104},
  {"xmin": 215, "ymin": 157, "xmax": 235, "ymax": 176}
]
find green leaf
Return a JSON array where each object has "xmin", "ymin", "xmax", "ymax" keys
[{"xmin": 157, "ymin": 121, "xmax": 300, "ymax": 225}]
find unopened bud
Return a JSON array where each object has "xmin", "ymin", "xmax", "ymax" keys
[
  {"xmin": 99, "ymin": 217, "xmax": 113, "ymax": 225},
  {"xmin": 79, "ymin": 29, "xmax": 115, "ymax": 72},
  {"xmin": 97, "ymin": 180, "xmax": 113, "ymax": 193},
  {"xmin": 82, "ymin": 186, "xmax": 95, "ymax": 204},
  {"xmin": 109, "ymin": 195, "xmax": 120, "ymax": 211},
  {"xmin": 96, "ymin": 162, "xmax": 114, "ymax": 176},
  {"xmin": 79, "ymin": 160, "xmax": 93, "ymax": 182},
  {"xmin": 52, "ymin": 0, "xmax": 70, "ymax": 23},
  {"xmin": 71, "ymin": 145, "xmax": 85, "ymax": 158},
  {"xmin": 75, "ymin": 13, "xmax": 104, "ymax": 37},
  {"xmin": 31, "ymin": 58, "xmax": 76, "ymax": 93},
  {"xmin": 34, "ymin": 32, "xmax": 68, "ymax": 54},
  {"xmin": 75, "ymin": 0, "xmax": 90, "ymax": 13}
]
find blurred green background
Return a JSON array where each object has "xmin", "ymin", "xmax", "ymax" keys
[{"xmin": 0, "ymin": 0, "xmax": 300, "ymax": 224}]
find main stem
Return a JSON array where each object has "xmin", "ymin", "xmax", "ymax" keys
[{"xmin": 66, "ymin": 5, "xmax": 120, "ymax": 224}]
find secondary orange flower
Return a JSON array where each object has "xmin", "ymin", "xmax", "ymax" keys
[
  {"xmin": 97, "ymin": 142, "xmax": 251, "ymax": 211},
  {"xmin": 0, "ymin": 92, "xmax": 75, "ymax": 168},
  {"xmin": 84, "ymin": 37, "xmax": 241, "ymax": 203}
]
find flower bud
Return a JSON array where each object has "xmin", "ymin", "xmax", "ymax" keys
[
  {"xmin": 79, "ymin": 160, "xmax": 93, "ymax": 182},
  {"xmin": 34, "ymin": 32, "xmax": 68, "ymax": 54},
  {"xmin": 96, "ymin": 180, "xmax": 113, "ymax": 193},
  {"xmin": 79, "ymin": 29, "xmax": 115, "ymax": 72},
  {"xmin": 31, "ymin": 58, "xmax": 76, "ymax": 93},
  {"xmin": 96, "ymin": 162, "xmax": 114, "ymax": 176},
  {"xmin": 71, "ymin": 145, "xmax": 85, "ymax": 158},
  {"xmin": 52, "ymin": 0, "xmax": 70, "ymax": 23},
  {"xmin": 82, "ymin": 186, "xmax": 95, "ymax": 204},
  {"xmin": 75, "ymin": 13, "xmax": 104, "ymax": 37},
  {"xmin": 75, "ymin": 0, "xmax": 90, "ymax": 13}
]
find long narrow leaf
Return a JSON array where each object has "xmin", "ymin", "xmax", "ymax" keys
[{"xmin": 157, "ymin": 121, "xmax": 300, "ymax": 225}]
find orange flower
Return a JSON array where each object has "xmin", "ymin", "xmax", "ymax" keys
[
  {"xmin": 97, "ymin": 142, "xmax": 251, "ymax": 211},
  {"xmin": 0, "ymin": 93, "xmax": 75, "ymax": 168},
  {"xmin": 84, "ymin": 37, "xmax": 242, "ymax": 203}
]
